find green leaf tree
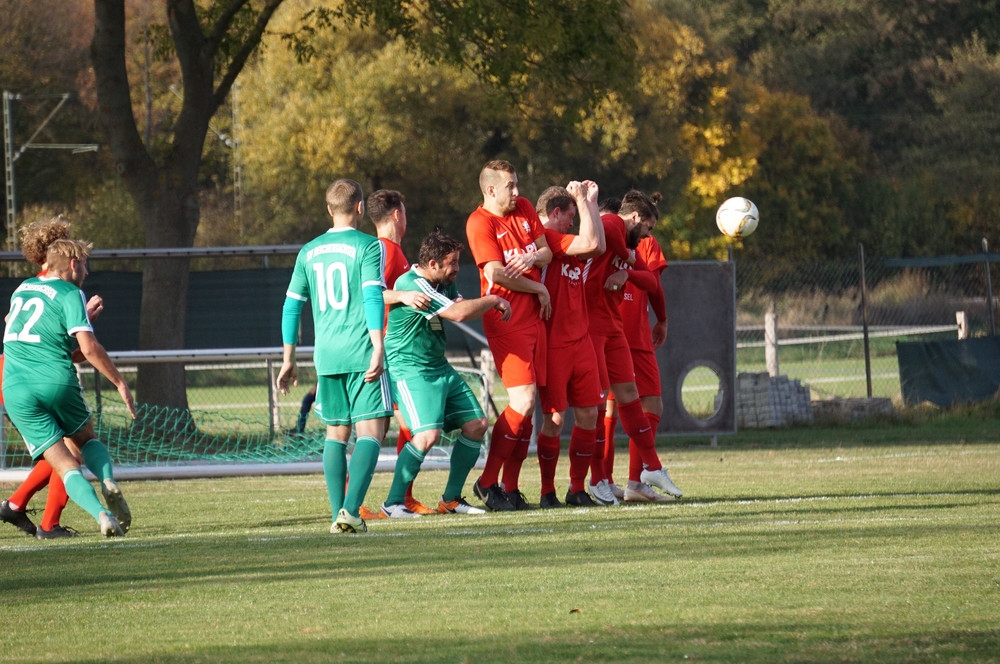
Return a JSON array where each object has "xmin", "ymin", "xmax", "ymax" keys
[{"xmin": 89, "ymin": 0, "xmax": 635, "ymax": 408}]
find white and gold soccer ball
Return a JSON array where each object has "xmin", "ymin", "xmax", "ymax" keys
[{"xmin": 716, "ymin": 197, "xmax": 759, "ymax": 239}]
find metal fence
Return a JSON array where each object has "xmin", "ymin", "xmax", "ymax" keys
[
  {"xmin": 734, "ymin": 245, "xmax": 999, "ymax": 402},
  {"xmin": 1, "ymin": 244, "xmax": 998, "ymax": 468}
]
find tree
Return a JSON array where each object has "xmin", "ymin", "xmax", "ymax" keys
[
  {"xmin": 0, "ymin": 0, "xmax": 103, "ymax": 226},
  {"xmin": 89, "ymin": 0, "xmax": 635, "ymax": 409},
  {"xmin": 237, "ymin": 23, "xmax": 494, "ymax": 253}
]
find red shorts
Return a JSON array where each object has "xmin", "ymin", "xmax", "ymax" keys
[
  {"xmin": 631, "ymin": 348, "xmax": 662, "ymax": 397},
  {"xmin": 539, "ymin": 336, "xmax": 604, "ymax": 413},
  {"xmin": 589, "ymin": 331, "xmax": 635, "ymax": 392},
  {"xmin": 488, "ymin": 320, "xmax": 547, "ymax": 389}
]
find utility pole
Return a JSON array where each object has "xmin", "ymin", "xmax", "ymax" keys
[{"xmin": 2, "ymin": 91, "xmax": 98, "ymax": 251}]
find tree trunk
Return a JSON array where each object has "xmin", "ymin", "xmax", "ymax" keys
[
  {"xmin": 92, "ymin": 0, "xmax": 209, "ymax": 410},
  {"xmin": 134, "ymin": 188, "xmax": 198, "ymax": 409}
]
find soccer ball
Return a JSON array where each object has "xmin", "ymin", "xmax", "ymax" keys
[{"xmin": 716, "ymin": 197, "xmax": 759, "ymax": 239}]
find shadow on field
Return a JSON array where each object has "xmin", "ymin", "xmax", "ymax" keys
[
  {"xmin": 58, "ymin": 624, "xmax": 1000, "ymax": 663},
  {"xmin": 3, "ymin": 488, "xmax": 996, "ymax": 595}
]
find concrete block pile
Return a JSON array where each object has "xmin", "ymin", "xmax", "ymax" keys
[{"xmin": 736, "ymin": 372, "xmax": 814, "ymax": 429}]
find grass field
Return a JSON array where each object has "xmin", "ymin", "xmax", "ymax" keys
[{"xmin": 2, "ymin": 407, "xmax": 999, "ymax": 663}]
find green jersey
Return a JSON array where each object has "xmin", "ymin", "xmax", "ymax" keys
[
  {"xmin": 385, "ymin": 266, "xmax": 459, "ymax": 377},
  {"xmin": 285, "ymin": 227, "xmax": 385, "ymax": 375},
  {"xmin": 3, "ymin": 275, "xmax": 91, "ymax": 387}
]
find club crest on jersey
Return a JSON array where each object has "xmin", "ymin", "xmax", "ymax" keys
[
  {"xmin": 560, "ymin": 263, "xmax": 582, "ymax": 282},
  {"xmin": 521, "ymin": 220, "xmax": 531, "ymax": 234},
  {"xmin": 503, "ymin": 241, "xmax": 539, "ymax": 264}
]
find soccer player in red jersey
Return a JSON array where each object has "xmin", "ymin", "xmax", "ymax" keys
[
  {"xmin": 466, "ymin": 160, "xmax": 553, "ymax": 511},
  {"xmin": 604, "ymin": 232, "xmax": 674, "ymax": 502},
  {"xmin": 584, "ymin": 190, "xmax": 683, "ymax": 504},
  {"xmin": 534, "ymin": 181, "xmax": 607, "ymax": 508}
]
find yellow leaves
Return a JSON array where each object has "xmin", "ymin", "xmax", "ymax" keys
[{"xmin": 576, "ymin": 93, "xmax": 638, "ymax": 163}]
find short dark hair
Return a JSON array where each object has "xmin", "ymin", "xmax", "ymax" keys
[
  {"xmin": 535, "ymin": 186, "xmax": 574, "ymax": 219},
  {"xmin": 619, "ymin": 190, "xmax": 661, "ymax": 222},
  {"xmin": 325, "ymin": 179, "xmax": 364, "ymax": 215},
  {"xmin": 367, "ymin": 189, "xmax": 405, "ymax": 225},
  {"xmin": 418, "ymin": 228, "xmax": 464, "ymax": 267},
  {"xmin": 597, "ymin": 197, "xmax": 621, "ymax": 215},
  {"xmin": 479, "ymin": 160, "xmax": 517, "ymax": 194}
]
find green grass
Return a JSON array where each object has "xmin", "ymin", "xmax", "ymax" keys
[{"xmin": 2, "ymin": 409, "xmax": 999, "ymax": 663}]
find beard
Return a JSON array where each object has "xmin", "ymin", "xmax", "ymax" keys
[{"xmin": 626, "ymin": 223, "xmax": 644, "ymax": 249}]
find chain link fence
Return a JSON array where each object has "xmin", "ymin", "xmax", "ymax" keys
[
  {"xmin": 1, "ymin": 246, "xmax": 997, "ymax": 468},
  {"xmin": 734, "ymin": 247, "xmax": 999, "ymax": 403}
]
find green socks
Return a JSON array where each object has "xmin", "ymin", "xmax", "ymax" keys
[
  {"xmin": 385, "ymin": 443, "xmax": 426, "ymax": 506},
  {"xmin": 62, "ymin": 469, "xmax": 109, "ymax": 522},
  {"xmin": 443, "ymin": 434, "xmax": 483, "ymax": 501},
  {"xmin": 342, "ymin": 436, "xmax": 381, "ymax": 517},
  {"xmin": 80, "ymin": 439, "xmax": 114, "ymax": 484},
  {"xmin": 323, "ymin": 439, "xmax": 348, "ymax": 519}
]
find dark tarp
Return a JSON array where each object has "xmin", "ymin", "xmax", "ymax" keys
[{"xmin": 897, "ymin": 337, "xmax": 1000, "ymax": 407}]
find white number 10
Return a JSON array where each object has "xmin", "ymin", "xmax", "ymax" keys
[{"xmin": 312, "ymin": 262, "xmax": 349, "ymax": 311}]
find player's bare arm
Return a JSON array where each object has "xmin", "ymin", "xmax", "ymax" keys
[
  {"xmin": 485, "ymin": 261, "xmax": 552, "ymax": 320},
  {"xmin": 651, "ymin": 318, "xmax": 668, "ymax": 348},
  {"xmin": 276, "ymin": 344, "xmax": 298, "ymax": 395},
  {"xmin": 501, "ymin": 235, "xmax": 553, "ymax": 278},
  {"xmin": 365, "ymin": 330, "xmax": 385, "ymax": 383},
  {"xmin": 69, "ymin": 295, "xmax": 107, "ymax": 363},
  {"xmin": 438, "ymin": 294, "xmax": 512, "ymax": 323},
  {"xmin": 86, "ymin": 295, "xmax": 104, "ymax": 320},
  {"xmin": 75, "ymin": 330, "xmax": 137, "ymax": 419},
  {"xmin": 564, "ymin": 180, "xmax": 605, "ymax": 258},
  {"xmin": 604, "ymin": 269, "xmax": 629, "ymax": 291},
  {"xmin": 384, "ymin": 289, "xmax": 430, "ymax": 311}
]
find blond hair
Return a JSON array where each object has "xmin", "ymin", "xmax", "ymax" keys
[
  {"xmin": 45, "ymin": 238, "xmax": 93, "ymax": 273},
  {"xmin": 325, "ymin": 179, "xmax": 364, "ymax": 216},
  {"xmin": 20, "ymin": 217, "xmax": 72, "ymax": 267}
]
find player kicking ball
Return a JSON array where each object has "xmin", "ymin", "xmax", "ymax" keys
[{"xmin": 378, "ymin": 229, "xmax": 511, "ymax": 518}]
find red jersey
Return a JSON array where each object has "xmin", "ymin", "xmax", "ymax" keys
[
  {"xmin": 621, "ymin": 235, "xmax": 667, "ymax": 351},
  {"xmin": 583, "ymin": 214, "xmax": 632, "ymax": 337},
  {"xmin": 380, "ymin": 238, "xmax": 410, "ymax": 288},
  {"xmin": 379, "ymin": 237, "xmax": 411, "ymax": 330},
  {"xmin": 540, "ymin": 229, "xmax": 588, "ymax": 348},
  {"xmin": 466, "ymin": 197, "xmax": 546, "ymax": 334}
]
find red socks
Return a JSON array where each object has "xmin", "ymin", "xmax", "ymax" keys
[
  {"xmin": 9, "ymin": 460, "xmax": 53, "ymax": 508},
  {"xmin": 479, "ymin": 407, "xmax": 528, "ymax": 488},
  {"xmin": 40, "ymin": 473, "xmax": 68, "ymax": 531},
  {"xmin": 501, "ymin": 419, "xmax": 533, "ymax": 492},
  {"xmin": 618, "ymin": 399, "xmax": 661, "ymax": 472},
  {"xmin": 536, "ymin": 433, "xmax": 561, "ymax": 495},
  {"xmin": 603, "ymin": 414, "xmax": 618, "ymax": 483},
  {"xmin": 568, "ymin": 425, "xmax": 596, "ymax": 493}
]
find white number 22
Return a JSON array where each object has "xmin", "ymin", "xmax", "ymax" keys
[{"xmin": 3, "ymin": 296, "xmax": 44, "ymax": 343}]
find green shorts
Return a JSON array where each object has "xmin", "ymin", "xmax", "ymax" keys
[
  {"xmin": 391, "ymin": 369, "xmax": 484, "ymax": 434},
  {"xmin": 314, "ymin": 371, "xmax": 393, "ymax": 426},
  {"xmin": 2, "ymin": 379, "xmax": 91, "ymax": 459}
]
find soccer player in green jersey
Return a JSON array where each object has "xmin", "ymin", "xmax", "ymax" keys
[
  {"xmin": 378, "ymin": 229, "xmax": 511, "ymax": 518},
  {"xmin": 276, "ymin": 179, "xmax": 392, "ymax": 534},
  {"xmin": 2, "ymin": 238, "xmax": 136, "ymax": 537}
]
